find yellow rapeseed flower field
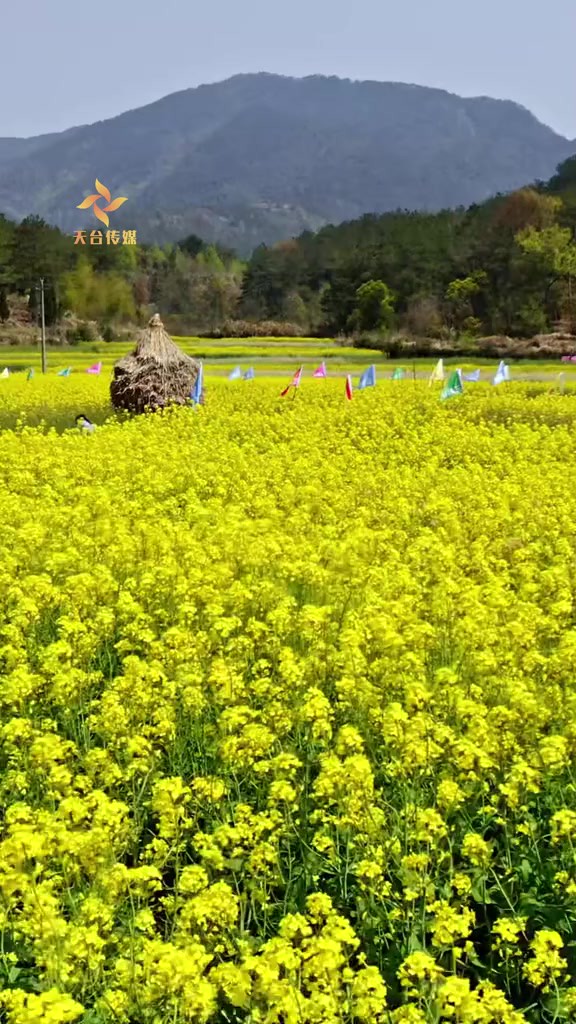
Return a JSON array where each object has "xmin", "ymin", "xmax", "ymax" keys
[{"xmin": 0, "ymin": 374, "xmax": 575, "ymax": 1023}]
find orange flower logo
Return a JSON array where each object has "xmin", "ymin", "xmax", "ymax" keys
[{"xmin": 77, "ymin": 179, "xmax": 128, "ymax": 227}]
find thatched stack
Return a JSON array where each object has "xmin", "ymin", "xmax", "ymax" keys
[{"xmin": 110, "ymin": 314, "xmax": 203, "ymax": 413}]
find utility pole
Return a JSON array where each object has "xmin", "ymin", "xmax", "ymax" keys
[{"xmin": 39, "ymin": 277, "xmax": 47, "ymax": 374}]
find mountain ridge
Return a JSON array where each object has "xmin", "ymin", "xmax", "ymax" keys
[{"xmin": 0, "ymin": 73, "xmax": 573, "ymax": 254}]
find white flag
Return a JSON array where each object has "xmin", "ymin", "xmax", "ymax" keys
[
  {"xmin": 493, "ymin": 361, "xmax": 510, "ymax": 386},
  {"xmin": 0, "ymin": 367, "xmax": 9, "ymax": 379}
]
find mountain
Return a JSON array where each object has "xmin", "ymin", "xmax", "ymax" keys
[{"xmin": 0, "ymin": 73, "xmax": 573, "ymax": 254}]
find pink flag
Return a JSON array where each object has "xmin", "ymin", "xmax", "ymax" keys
[
  {"xmin": 280, "ymin": 365, "xmax": 303, "ymax": 397},
  {"xmin": 345, "ymin": 374, "xmax": 353, "ymax": 401},
  {"xmin": 87, "ymin": 362, "xmax": 102, "ymax": 375},
  {"xmin": 562, "ymin": 356, "xmax": 571, "ymax": 363},
  {"xmin": 313, "ymin": 362, "xmax": 327, "ymax": 378}
]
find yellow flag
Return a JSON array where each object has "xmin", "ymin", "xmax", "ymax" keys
[{"xmin": 429, "ymin": 358, "xmax": 444, "ymax": 386}]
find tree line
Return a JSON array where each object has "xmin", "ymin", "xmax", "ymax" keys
[
  {"xmin": 0, "ymin": 220, "xmax": 245, "ymax": 341},
  {"xmin": 0, "ymin": 155, "xmax": 575, "ymax": 345},
  {"xmin": 241, "ymin": 155, "xmax": 576, "ymax": 343}
]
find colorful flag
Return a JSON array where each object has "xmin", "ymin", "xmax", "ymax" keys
[
  {"xmin": 441, "ymin": 370, "xmax": 464, "ymax": 401},
  {"xmin": 313, "ymin": 362, "xmax": 327, "ymax": 378},
  {"xmin": 87, "ymin": 361, "xmax": 102, "ymax": 375},
  {"xmin": 493, "ymin": 361, "xmax": 510, "ymax": 385},
  {"xmin": 191, "ymin": 362, "xmax": 204, "ymax": 405},
  {"xmin": 358, "ymin": 365, "xmax": 376, "ymax": 390},
  {"xmin": 345, "ymin": 374, "xmax": 353, "ymax": 401},
  {"xmin": 0, "ymin": 367, "xmax": 9, "ymax": 379},
  {"xmin": 463, "ymin": 369, "xmax": 481, "ymax": 382},
  {"xmin": 392, "ymin": 367, "xmax": 405, "ymax": 380},
  {"xmin": 228, "ymin": 366, "xmax": 242, "ymax": 380},
  {"xmin": 243, "ymin": 368, "xmax": 255, "ymax": 380},
  {"xmin": 58, "ymin": 367, "xmax": 72, "ymax": 377},
  {"xmin": 280, "ymin": 365, "xmax": 303, "ymax": 397},
  {"xmin": 429, "ymin": 359, "xmax": 444, "ymax": 386}
]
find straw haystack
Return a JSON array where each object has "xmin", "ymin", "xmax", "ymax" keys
[{"xmin": 110, "ymin": 314, "xmax": 203, "ymax": 413}]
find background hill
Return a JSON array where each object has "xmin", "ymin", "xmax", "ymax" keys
[{"xmin": 0, "ymin": 73, "xmax": 573, "ymax": 253}]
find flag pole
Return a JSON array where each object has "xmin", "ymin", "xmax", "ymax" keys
[{"xmin": 39, "ymin": 277, "xmax": 47, "ymax": 374}]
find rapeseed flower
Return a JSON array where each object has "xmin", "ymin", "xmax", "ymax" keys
[{"xmin": 0, "ymin": 377, "xmax": 575, "ymax": 1020}]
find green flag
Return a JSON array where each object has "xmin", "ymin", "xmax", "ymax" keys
[
  {"xmin": 392, "ymin": 367, "xmax": 405, "ymax": 380},
  {"xmin": 441, "ymin": 370, "xmax": 463, "ymax": 401}
]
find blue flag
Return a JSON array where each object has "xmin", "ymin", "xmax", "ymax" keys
[
  {"xmin": 58, "ymin": 367, "xmax": 71, "ymax": 377},
  {"xmin": 463, "ymin": 370, "xmax": 480, "ymax": 382},
  {"xmin": 243, "ymin": 368, "xmax": 255, "ymax": 380},
  {"xmin": 229, "ymin": 366, "xmax": 242, "ymax": 380},
  {"xmin": 358, "ymin": 365, "xmax": 376, "ymax": 390},
  {"xmin": 191, "ymin": 362, "xmax": 204, "ymax": 405}
]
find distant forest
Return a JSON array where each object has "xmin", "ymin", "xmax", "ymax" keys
[{"xmin": 0, "ymin": 155, "xmax": 575, "ymax": 351}]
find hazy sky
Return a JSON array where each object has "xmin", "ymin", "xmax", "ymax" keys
[{"xmin": 3, "ymin": 0, "xmax": 575, "ymax": 138}]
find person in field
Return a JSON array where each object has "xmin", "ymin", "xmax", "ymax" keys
[{"xmin": 75, "ymin": 414, "xmax": 96, "ymax": 434}]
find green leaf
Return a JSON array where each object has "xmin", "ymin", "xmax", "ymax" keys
[
  {"xmin": 519, "ymin": 859, "xmax": 532, "ymax": 882},
  {"xmin": 471, "ymin": 882, "xmax": 494, "ymax": 904},
  {"xmin": 407, "ymin": 932, "xmax": 424, "ymax": 952}
]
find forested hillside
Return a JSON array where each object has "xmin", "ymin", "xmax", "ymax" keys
[
  {"xmin": 0, "ymin": 156, "xmax": 575, "ymax": 349},
  {"xmin": 242, "ymin": 155, "xmax": 576, "ymax": 343}
]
